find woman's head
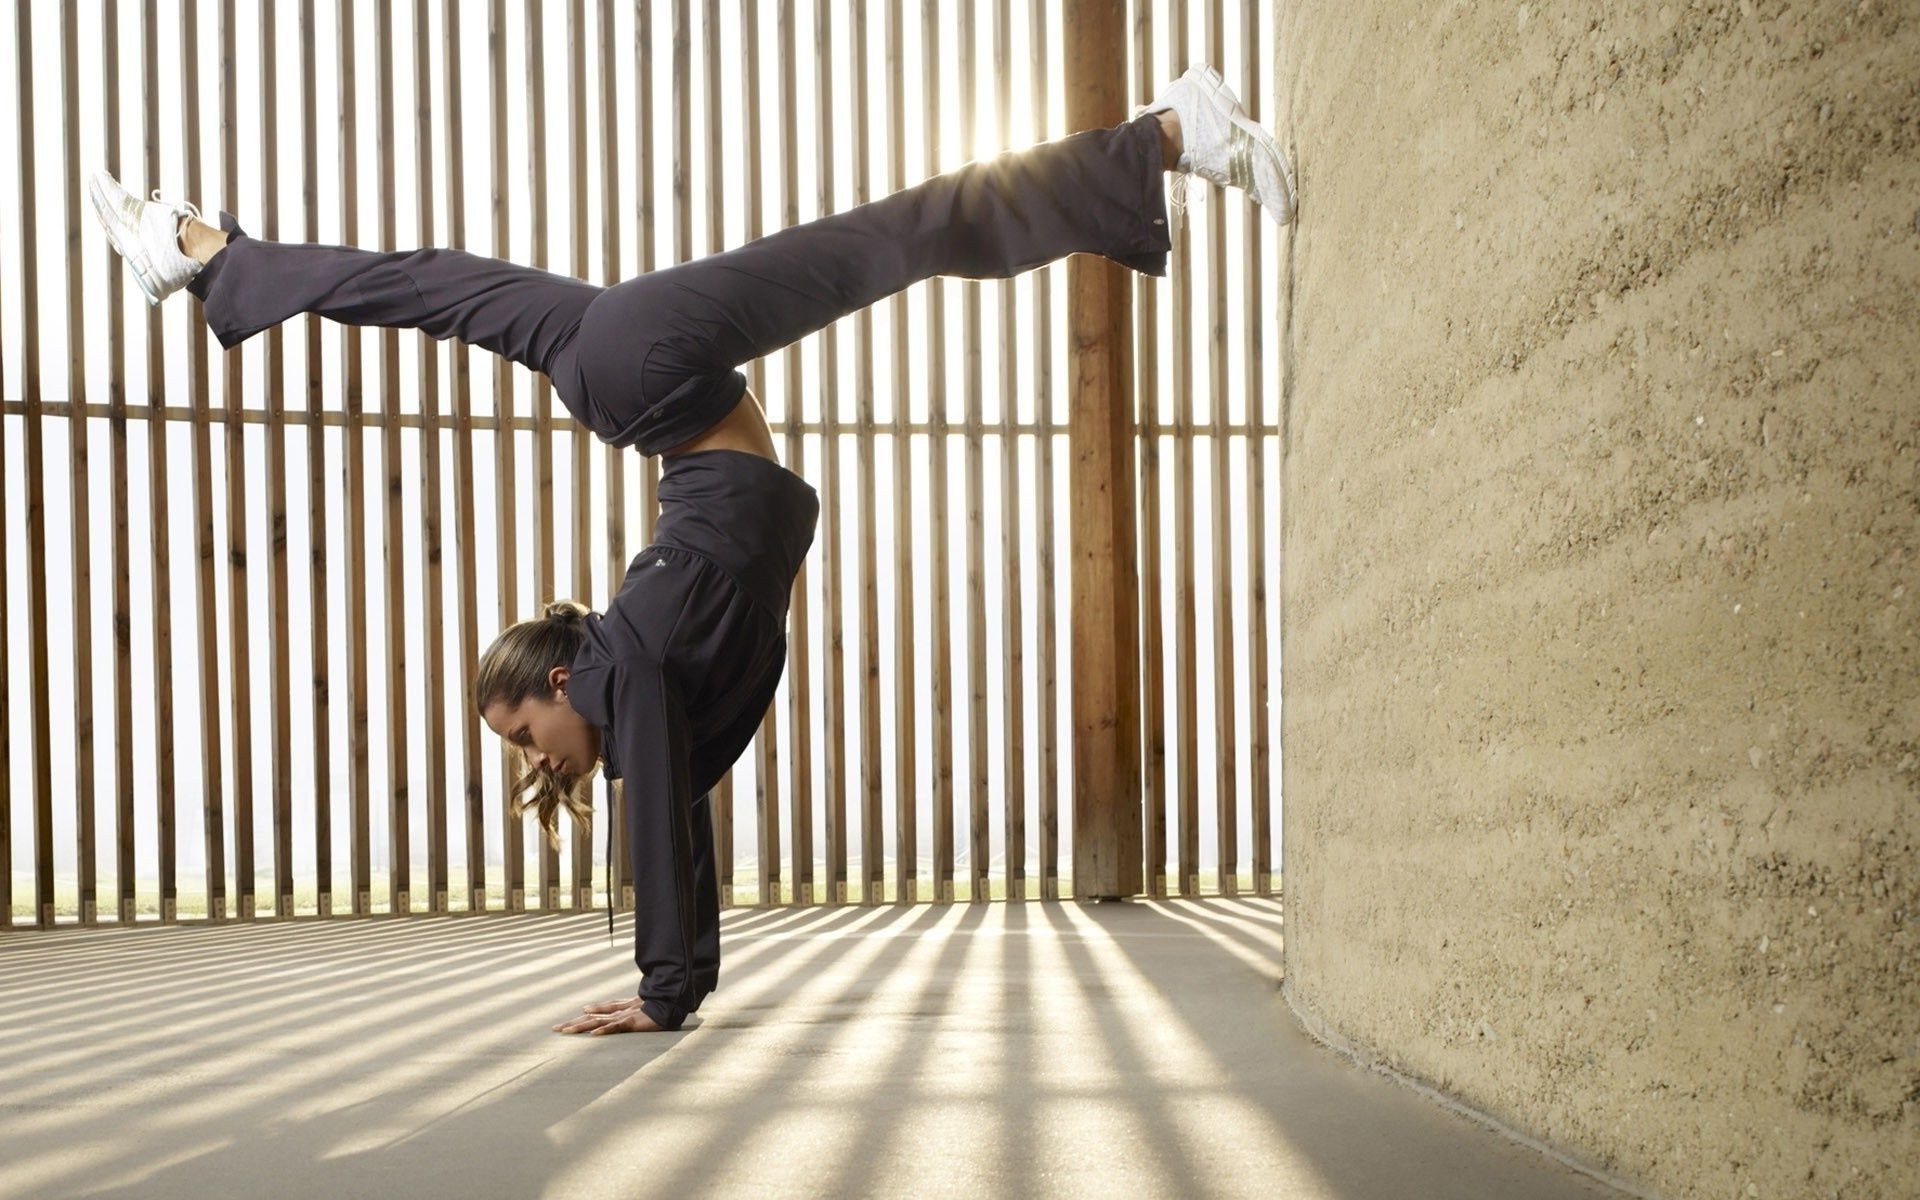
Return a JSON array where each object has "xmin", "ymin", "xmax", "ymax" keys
[{"xmin": 475, "ymin": 599, "xmax": 603, "ymax": 850}]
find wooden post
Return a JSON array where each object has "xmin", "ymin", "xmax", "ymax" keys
[{"xmin": 1065, "ymin": 0, "xmax": 1143, "ymax": 901}]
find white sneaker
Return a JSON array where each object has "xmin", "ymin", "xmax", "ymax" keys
[
  {"xmin": 1135, "ymin": 63, "xmax": 1296, "ymax": 228},
  {"xmin": 87, "ymin": 168, "xmax": 207, "ymax": 305}
]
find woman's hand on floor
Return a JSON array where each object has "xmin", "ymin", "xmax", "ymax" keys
[{"xmin": 552, "ymin": 995, "xmax": 665, "ymax": 1035}]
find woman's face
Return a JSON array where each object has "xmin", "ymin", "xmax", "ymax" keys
[{"xmin": 481, "ymin": 667, "xmax": 602, "ymax": 777}]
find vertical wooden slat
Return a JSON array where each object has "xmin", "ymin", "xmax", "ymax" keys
[
  {"xmin": 775, "ymin": 0, "xmax": 815, "ymax": 907},
  {"xmin": 1205, "ymin": 2, "xmax": 1236, "ymax": 898},
  {"xmin": 702, "ymin": 0, "xmax": 736, "ymax": 908},
  {"xmin": 568, "ymin": 0, "xmax": 592, "ymax": 912},
  {"xmin": 1133, "ymin": 0, "xmax": 1168, "ymax": 900},
  {"xmin": 0, "ymin": 3, "xmax": 9, "ymax": 928},
  {"xmin": 489, "ymin": 0, "xmax": 524, "ymax": 912},
  {"xmin": 994, "ymin": 0, "xmax": 1026, "ymax": 903},
  {"xmin": 301, "ymin": 0, "xmax": 333, "ymax": 919},
  {"xmin": 103, "ymin": 0, "xmax": 138, "ymax": 926},
  {"xmin": 418, "ymin": 0, "xmax": 451, "ymax": 915},
  {"xmin": 815, "ymin": 0, "xmax": 846, "ymax": 907},
  {"xmin": 1242, "ymin": 0, "xmax": 1273, "ymax": 896},
  {"xmin": 340, "ymin": 0, "xmax": 374, "ymax": 917},
  {"xmin": 621, "ymin": 0, "xmax": 655, "ymax": 916},
  {"xmin": 375, "ymin": 0, "xmax": 411, "ymax": 916},
  {"xmin": 447, "ymin": 0, "xmax": 485, "ymax": 913},
  {"xmin": 217, "ymin": 0, "xmax": 258, "ymax": 923},
  {"xmin": 886, "ymin": 0, "xmax": 916, "ymax": 907},
  {"xmin": 1170, "ymin": 0, "xmax": 1199, "ymax": 899},
  {"xmin": 1032, "ymin": 0, "xmax": 1059, "ymax": 902},
  {"xmin": 64, "ymin": 0, "xmax": 100, "ymax": 931},
  {"xmin": 183, "ymin": 0, "xmax": 230, "ymax": 923},
  {"xmin": 260, "ymin": 0, "xmax": 295, "ymax": 919},
  {"xmin": 922, "ymin": 0, "xmax": 954, "ymax": 906},
  {"xmin": 961, "ymin": 0, "xmax": 988, "ymax": 905},
  {"xmin": 1065, "ymin": 0, "xmax": 1144, "ymax": 900},
  {"xmin": 853, "ymin": 0, "xmax": 884, "ymax": 908},
  {"xmin": 595, "ymin": 0, "xmax": 627, "ymax": 917},
  {"xmin": 637, "ymin": 1, "xmax": 659, "ymax": 542},
  {"xmin": 143, "ymin": 0, "xmax": 182, "ymax": 924},
  {"xmin": 525, "ymin": 0, "xmax": 558, "ymax": 911},
  {"xmin": 739, "ymin": 0, "xmax": 779, "ymax": 907},
  {"xmin": 13, "ymin": 0, "xmax": 51, "ymax": 928}
]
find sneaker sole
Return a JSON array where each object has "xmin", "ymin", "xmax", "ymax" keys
[
  {"xmin": 87, "ymin": 173, "xmax": 167, "ymax": 306},
  {"xmin": 1188, "ymin": 64, "xmax": 1297, "ymax": 224}
]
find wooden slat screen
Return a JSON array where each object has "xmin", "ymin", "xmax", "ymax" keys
[{"xmin": 0, "ymin": 0, "xmax": 1278, "ymax": 930}]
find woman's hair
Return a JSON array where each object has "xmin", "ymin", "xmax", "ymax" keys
[{"xmin": 474, "ymin": 598, "xmax": 595, "ymax": 851}]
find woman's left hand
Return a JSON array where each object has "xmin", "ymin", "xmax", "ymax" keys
[{"xmin": 552, "ymin": 996, "xmax": 665, "ymax": 1035}]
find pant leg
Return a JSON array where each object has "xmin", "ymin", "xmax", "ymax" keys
[
  {"xmin": 564, "ymin": 112, "xmax": 1173, "ymax": 457},
  {"xmin": 686, "ymin": 789, "xmax": 722, "ymax": 1008},
  {"xmin": 184, "ymin": 210, "xmax": 602, "ymax": 381}
]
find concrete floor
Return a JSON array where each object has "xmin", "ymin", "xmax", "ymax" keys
[{"xmin": 1, "ymin": 897, "xmax": 1623, "ymax": 1199}]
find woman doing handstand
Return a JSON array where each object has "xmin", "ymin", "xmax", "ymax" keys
[{"xmin": 90, "ymin": 63, "xmax": 1294, "ymax": 1035}]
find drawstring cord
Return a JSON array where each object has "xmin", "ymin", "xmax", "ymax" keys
[{"xmin": 607, "ymin": 791, "xmax": 617, "ymax": 947}]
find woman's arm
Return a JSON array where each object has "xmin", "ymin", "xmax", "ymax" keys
[{"xmin": 606, "ymin": 657, "xmax": 707, "ymax": 1033}]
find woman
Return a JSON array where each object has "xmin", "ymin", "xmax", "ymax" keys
[{"xmin": 91, "ymin": 63, "xmax": 1294, "ymax": 1036}]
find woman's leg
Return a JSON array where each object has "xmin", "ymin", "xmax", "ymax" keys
[
  {"xmin": 183, "ymin": 210, "xmax": 603, "ymax": 382},
  {"xmin": 564, "ymin": 112, "xmax": 1174, "ymax": 457}
]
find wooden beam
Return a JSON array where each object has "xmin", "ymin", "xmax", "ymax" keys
[{"xmin": 1065, "ymin": 0, "xmax": 1143, "ymax": 901}]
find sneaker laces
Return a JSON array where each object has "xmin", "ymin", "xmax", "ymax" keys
[
  {"xmin": 151, "ymin": 187, "xmax": 202, "ymax": 223},
  {"xmin": 152, "ymin": 188, "xmax": 202, "ymax": 258}
]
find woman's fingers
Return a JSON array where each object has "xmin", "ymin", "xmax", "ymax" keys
[
  {"xmin": 550, "ymin": 998, "xmax": 664, "ymax": 1035},
  {"xmin": 591, "ymin": 1010, "xmax": 659, "ymax": 1035},
  {"xmin": 581, "ymin": 997, "xmax": 644, "ymax": 1014}
]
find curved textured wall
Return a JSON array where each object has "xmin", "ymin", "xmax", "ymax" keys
[{"xmin": 1274, "ymin": 3, "xmax": 1917, "ymax": 1196}]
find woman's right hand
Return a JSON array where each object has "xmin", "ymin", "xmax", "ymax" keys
[{"xmin": 552, "ymin": 990, "xmax": 664, "ymax": 1029}]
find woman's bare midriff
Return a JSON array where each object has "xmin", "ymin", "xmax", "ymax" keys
[{"xmin": 661, "ymin": 388, "xmax": 780, "ymax": 463}]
